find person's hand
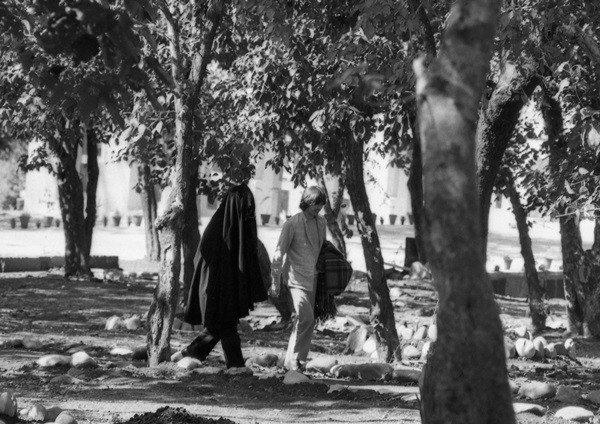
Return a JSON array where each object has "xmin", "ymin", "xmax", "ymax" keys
[{"xmin": 268, "ymin": 280, "xmax": 281, "ymax": 298}]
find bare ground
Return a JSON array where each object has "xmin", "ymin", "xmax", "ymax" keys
[{"xmin": 0, "ymin": 271, "xmax": 599, "ymax": 424}]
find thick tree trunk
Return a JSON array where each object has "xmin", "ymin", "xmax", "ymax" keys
[
  {"xmin": 503, "ymin": 169, "xmax": 547, "ymax": 332},
  {"xmin": 345, "ymin": 132, "xmax": 400, "ymax": 362},
  {"xmin": 407, "ymin": 119, "xmax": 427, "ymax": 263},
  {"xmin": 181, "ymin": 166, "xmax": 201, "ymax": 306},
  {"xmin": 147, "ymin": 0, "xmax": 225, "ymax": 366},
  {"xmin": 83, "ymin": 126, "xmax": 98, "ymax": 261},
  {"xmin": 476, "ymin": 62, "xmax": 539, "ymax": 251},
  {"xmin": 49, "ymin": 127, "xmax": 91, "ymax": 277},
  {"xmin": 140, "ymin": 165, "xmax": 160, "ymax": 261},
  {"xmin": 541, "ymin": 92, "xmax": 587, "ymax": 336},
  {"xmin": 414, "ymin": 0, "xmax": 515, "ymax": 422}
]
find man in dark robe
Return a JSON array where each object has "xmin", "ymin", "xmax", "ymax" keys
[{"xmin": 174, "ymin": 184, "xmax": 267, "ymax": 368}]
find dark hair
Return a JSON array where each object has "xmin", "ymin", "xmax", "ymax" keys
[{"xmin": 299, "ymin": 186, "xmax": 326, "ymax": 211}]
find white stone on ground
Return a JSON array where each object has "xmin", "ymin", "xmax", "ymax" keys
[
  {"xmin": 427, "ymin": 325, "xmax": 437, "ymax": 341},
  {"xmin": 124, "ymin": 315, "xmax": 141, "ymax": 330},
  {"xmin": 110, "ymin": 347, "xmax": 134, "ymax": 356},
  {"xmin": 55, "ymin": 411, "xmax": 78, "ymax": 424},
  {"xmin": 413, "ymin": 325, "xmax": 428, "ymax": 340},
  {"xmin": 305, "ymin": 357, "xmax": 338, "ymax": 374},
  {"xmin": 105, "ymin": 315, "xmax": 122, "ymax": 330},
  {"xmin": 27, "ymin": 403, "xmax": 46, "ymax": 421},
  {"xmin": 71, "ymin": 351, "xmax": 97, "ymax": 368},
  {"xmin": 362, "ymin": 335, "xmax": 377, "ymax": 354},
  {"xmin": 37, "ymin": 354, "xmax": 72, "ymax": 367},
  {"xmin": 225, "ymin": 366, "xmax": 253, "ymax": 376},
  {"xmin": 554, "ymin": 406, "xmax": 594, "ymax": 422},
  {"xmin": 402, "ymin": 345, "xmax": 421, "ymax": 360},
  {"xmin": 515, "ymin": 338, "xmax": 535, "ymax": 358},
  {"xmin": 245, "ymin": 353, "xmax": 279, "ymax": 368},
  {"xmin": 513, "ymin": 402, "xmax": 544, "ymax": 416},
  {"xmin": 22, "ymin": 336, "xmax": 44, "ymax": 350},
  {"xmin": 518, "ymin": 381, "xmax": 556, "ymax": 400},
  {"xmin": 177, "ymin": 357, "xmax": 202, "ymax": 370}
]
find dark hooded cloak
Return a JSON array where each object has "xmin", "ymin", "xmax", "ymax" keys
[{"xmin": 184, "ymin": 184, "xmax": 267, "ymax": 327}]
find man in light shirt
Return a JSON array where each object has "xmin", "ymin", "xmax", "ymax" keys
[{"xmin": 269, "ymin": 186, "xmax": 327, "ymax": 371}]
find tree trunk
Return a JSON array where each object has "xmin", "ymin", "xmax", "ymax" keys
[
  {"xmin": 147, "ymin": 0, "xmax": 226, "ymax": 366},
  {"xmin": 49, "ymin": 127, "xmax": 91, "ymax": 277},
  {"xmin": 502, "ymin": 168, "xmax": 547, "ymax": 332},
  {"xmin": 140, "ymin": 164, "xmax": 160, "ymax": 261},
  {"xmin": 407, "ymin": 117, "xmax": 427, "ymax": 263},
  {"xmin": 541, "ymin": 92, "xmax": 587, "ymax": 336},
  {"xmin": 345, "ymin": 132, "xmax": 400, "ymax": 362},
  {"xmin": 181, "ymin": 165, "xmax": 201, "ymax": 306},
  {"xmin": 83, "ymin": 126, "xmax": 99, "ymax": 261},
  {"xmin": 476, "ymin": 61, "xmax": 539, "ymax": 251},
  {"xmin": 414, "ymin": 0, "xmax": 515, "ymax": 422}
]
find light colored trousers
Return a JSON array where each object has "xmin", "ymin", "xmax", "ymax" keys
[{"xmin": 284, "ymin": 284, "xmax": 317, "ymax": 369}]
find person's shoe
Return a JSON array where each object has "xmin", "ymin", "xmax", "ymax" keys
[{"xmin": 290, "ymin": 360, "xmax": 305, "ymax": 372}]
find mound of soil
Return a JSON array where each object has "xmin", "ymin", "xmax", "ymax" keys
[{"xmin": 117, "ymin": 406, "xmax": 238, "ymax": 424}]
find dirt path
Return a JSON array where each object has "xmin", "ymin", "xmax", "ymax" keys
[{"xmin": 0, "ymin": 272, "xmax": 599, "ymax": 423}]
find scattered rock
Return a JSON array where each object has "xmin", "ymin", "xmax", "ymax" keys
[
  {"xmin": 586, "ymin": 390, "xmax": 600, "ymax": 405},
  {"xmin": 514, "ymin": 326, "xmax": 528, "ymax": 338},
  {"xmin": 55, "ymin": 411, "xmax": 78, "ymax": 424},
  {"xmin": 515, "ymin": 338, "xmax": 535, "ymax": 358},
  {"xmin": 331, "ymin": 363, "xmax": 393, "ymax": 381},
  {"xmin": 554, "ymin": 406, "xmax": 594, "ymax": 422},
  {"xmin": 389, "ymin": 287, "xmax": 403, "ymax": 299},
  {"xmin": 402, "ymin": 345, "xmax": 422, "ymax": 360},
  {"xmin": 544, "ymin": 343, "xmax": 557, "ymax": 359},
  {"xmin": 45, "ymin": 406, "xmax": 64, "ymax": 421},
  {"xmin": 509, "ymin": 380, "xmax": 519, "ymax": 394},
  {"xmin": 27, "ymin": 403, "xmax": 46, "ymax": 421},
  {"xmin": 110, "ymin": 347, "xmax": 133, "ymax": 356},
  {"xmin": 306, "ymin": 357, "xmax": 338, "ymax": 374},
  {"xmin": 71, "ymin": 351, "xmax": 97, "ymax": 369},
  {"xmin": 396, "ymin": 324, "xmax": 414, "ymax": 340},
  {"xmin": 413, "ymin": 325, "xmax": 428, "ymax": 341},
  {"xmin": 344, "ymin": 325, "xmax": 369, "ymax": 354},
  {"xmin": 105, "ymin": 316, "xmax": 122, "ymax": 330},
  {"xmin": 362, "ymin": 335, "xmax": 378, "ymax": 354},
  {"xmin": 246, "ymin": 353, "xmax": 279, "ymax": 368},
  {"xmin": 177, "ymin": 357, "xmax": 202, "ymax": 371},
  {"xmin": 556, "ymin": 386, "xmax": 580, "ymax": 403},
  {"xmin": 518, "ymin": 381, "xmax": 556, "ymax": 400},
  {"xmin": 124, "ymin": 315, "xmax": 141, "ymax": 330},
  {"xmin": 390, "ymin": 367, "xmax": 420, "ymax": 383},
  {"xmin": 37, "ymin": 354, "xmax": 71, "ymax": 368},
  {"xmin": 532, "ymin": 336, "xmax": 547, "ymax": 359},
  {"xmin": 427, "ymin": 325, "xmax": 437, "ymax": 341},
  {"xmin": 22, "ymin": 336, "xmax": 44, "ymax": 350},
  {"xmin": 504, "ymin": 338, "xmax": 516, "ymax": 359},
  {"xmin": 513, "ymin": 402, "xmax": 545, "ymax": 416},
  {"xmin": 283, "ymin": 370, "xmax": 311, "ymax": 384},
  {"xmin": 420, "ymin": 341, "xmax": 431, "ymax": 360},
  {"xmin": 0, "ymin": 390, "xmax": 17, "ymax": 417}
]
